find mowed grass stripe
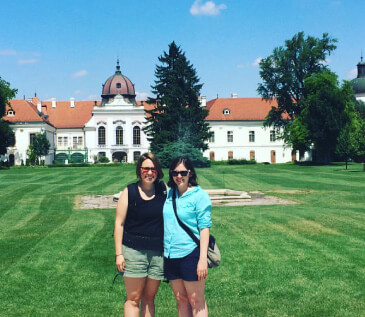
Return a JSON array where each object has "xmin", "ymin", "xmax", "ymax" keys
[
  {"xmin": 0, "ymin": 163, "xmax": 364, "ymax": 316},
  {"xmin": 211, "ymin": 205, "xmax": 364, "ymax": 316}
]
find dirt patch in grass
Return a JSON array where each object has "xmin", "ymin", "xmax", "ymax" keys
[{"xmin": 75, "ymin": 192, "xmax": 298, "ymax": 209}]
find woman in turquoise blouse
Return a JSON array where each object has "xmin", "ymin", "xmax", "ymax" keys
[{"xmin": 163, "ymin": 156, "xmax": 212, "ymax": 317}]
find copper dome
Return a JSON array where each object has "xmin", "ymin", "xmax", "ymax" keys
[{"xmin": 102, "ymin": 60, "xmax": 136, "ymax": 98}]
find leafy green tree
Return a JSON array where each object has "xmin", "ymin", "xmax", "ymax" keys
[
  {"xmin": 354, "ymin": 99, "xmax": 365, "ymax": 119},
  {"xmin": 26, "ymin": 144, "xmax": 37, "ymax": 165},
  {"xmin": 353, "ymin": 110, "xmax": 365, "ymax": 171},
  {"xmin": 301, "ymin": 72, "xmax": 354, "ymax": 162},
  {"xmin": 336, "ymin": 116, "xmax": 359, "ymax": 170},
  {"xmin": 257, "ymin": 32, "xmax": 337, "ymax": 147},
  {"xmin": 29, "ymin": 132, "xmax": 50, "ymax": 165},
  {"xmin": 144, "ymin": 42, "xmax": 212, "ymax": 163},
  {"xmin": 0, "ymin": 120, "xmax": 15, "ymax": 155},
  {"xmin": 283, "ymin": 117, "xmax": 311, "ymax": 156},
  {"xmin": 0, "ymin": 77, "xmax": 17, "ymax": 155}
]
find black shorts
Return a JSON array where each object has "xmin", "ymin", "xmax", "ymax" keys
[{"xmin": 164, "ymin": 247, "xmax": 199, "ymax": 282}]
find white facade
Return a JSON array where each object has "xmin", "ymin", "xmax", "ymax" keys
[
  {"xmin": 203, "ymin": 121, "xmax": 294, "ymax": 163},
  {"xmin": 6, "ymin": 123, "xmax": 55, "ymax": 165},
  {"xmin": 84, "ymin": 95, "xmax": 148, "ymax": 163}
]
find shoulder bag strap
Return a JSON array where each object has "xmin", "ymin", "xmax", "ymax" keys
[{"xmin": 172, "ymin": 188, "xmax": 200, "ymax": 246}]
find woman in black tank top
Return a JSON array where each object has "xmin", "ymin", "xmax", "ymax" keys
[{"xmin": 114, "ymin": 153, "xmax": 166, "ymax": 316}]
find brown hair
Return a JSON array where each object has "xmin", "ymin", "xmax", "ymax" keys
[
  {"xmin": 136, "ymin": 152, "xmax": 164, "ymax": 181},
  {"xmin": 167, "ymin": 156, "xmax": 198, "ymax": 188}
]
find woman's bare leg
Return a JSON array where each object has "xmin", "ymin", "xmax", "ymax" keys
[
  {"xmin": 184, "ymin": 279, "xmax": 208, "ymax": 317},
  {"xmin": 124, "ymin": 277, "xmax": 147, "ymax": 317},
  {"xmin": 141, "ymin": 278, "xmax": 161, "ymax": 317},
  {"xmin": 170, "ymin": 279, "xmax": 193, "ymax": 317}
]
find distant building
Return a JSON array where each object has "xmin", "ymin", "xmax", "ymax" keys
[
  {"xmin": 203, "ymin": 97, "xmax": 294, "ymax": 163},
  {"xmin": 3, "ymin": 60, "xmax": 304, "ymax": 165},
  {"xmin": 351, "ymin": 56, "xmax": 365, "ymax": 102}
]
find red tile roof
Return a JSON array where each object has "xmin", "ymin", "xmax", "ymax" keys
[
  {"xmin": 41, "ymin": 100, "xmax": 95, "ymax": 128},
  {"xmin": 205, "ymin": 98, "xmax": 278, "ymax": 121},
  {"xmin": 4, "ymin": 98, "xmax": 280, "ymax": 128},
  {"xmin": 4, "ymin": 99, "xmax": 45, "ymax": 123}
]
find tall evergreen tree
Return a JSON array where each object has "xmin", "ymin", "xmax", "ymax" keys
[{"xmin": 144, "ymin": 42, "xmax": 212, "ymax": 159}]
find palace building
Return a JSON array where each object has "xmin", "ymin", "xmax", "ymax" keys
[{"xmin": 4, "ymin": 60, "xmax": 336, "ymax": 166}]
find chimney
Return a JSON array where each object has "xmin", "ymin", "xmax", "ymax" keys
[
  {"xmin": 70, "ymin": 97, "xmax": 75, "ymax": 108},
  {"xmin": 37, "ymin": 101, "xmax": 42, "ymax": 113},
  {"xmin": 51, "ymin": 98, "xmax": 56, "ymax": 108},
  {"xmin": 200, "ymin": 96, "xmax": 207, "ymax": 107},
  {"xmin": 231, "ymin": 93, "xmax": 238, "ymax": 98}
]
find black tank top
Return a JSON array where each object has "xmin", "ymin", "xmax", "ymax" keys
[{"xmin": 123, "ymin": 181, "xmax": 166, "ymax": 251}]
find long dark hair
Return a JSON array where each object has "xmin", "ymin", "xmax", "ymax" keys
[
  {"xmin": 136, "ymin": 152, "xmax": 164, "ymax": 181},
  {"xmin": 168, "ymin": 156, "xmax": 198, "ymax": 188}
]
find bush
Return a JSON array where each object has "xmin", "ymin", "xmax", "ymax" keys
[
  {"xmin": 156, "ymin": 141, "xmax": 210, "ymax": 168},
  {"xmin": 98, "ymin": 156, "xmax": 110, "ymax": 163},
  {"xmin": 49, "ymin": 163, "xmax": 91, "ymax": 168},
  {"xmin": 227, "ymin": 159, "xmax": 257, "ymax": 165}
]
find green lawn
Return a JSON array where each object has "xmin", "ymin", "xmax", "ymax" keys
[{"xmin": 0, "ymin": 163, "xmax": 364, "ymax": 316}]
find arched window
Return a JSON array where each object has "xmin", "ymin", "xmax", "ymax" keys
[
  {"xmin": 98, "ymin": 126, "xmax": 106, "ymax": 145},
  {"xmin": 116, "ymin": 126, "xmax": 123, "ymax": 145},
  {"xmin": 116, "ymin": 83, "xmax": 121, "ymax": 89},
  {"xmin": 133, "ymin": 126, "xmax": 141, "ymax": 145}
]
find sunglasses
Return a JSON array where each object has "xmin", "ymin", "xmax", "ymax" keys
[
  {"xmin": 141, "ymin": 167, "xmax": 157, "ymax": 174},
  {"xmin": 171, "ymin": 170, "xmax": 189, "ymax": 177}
]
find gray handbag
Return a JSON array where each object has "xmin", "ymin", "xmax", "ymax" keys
[{"xmin": 172, "ymin": 190, "xmax": 221, "ymax": 268}]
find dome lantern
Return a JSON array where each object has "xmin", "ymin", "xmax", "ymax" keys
[{"xmin": 351, "ymin": 55, "xmax": 365, "ymax": 96}]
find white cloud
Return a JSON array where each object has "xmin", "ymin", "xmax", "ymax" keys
[
  {"xmin": 72, "ymin": 70, "xmax": 88, "ymax": 78},
  {"xmin": 136, "ymin": 91, "xmax": 150, "ymax": 100},
  {"xmin": 18, "ymin": 58, "xmax": 39, "ymax": 65},
  {"xmin": 252, "ymin": 57, "xmax": 263, "ymax": 67},
  {"xmin": 0, "ymin": 49, "xmax": 16, "ymax": 56},
  {"xmin": 190, "ymin": 0, "xmax": 226, "ymax": 16},
  {"xmin": 347, "ymin": 68, "xmax": 357, "ymax": 79}
]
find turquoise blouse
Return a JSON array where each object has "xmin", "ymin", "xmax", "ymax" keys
[{"xmin": 163, "ymin": 185, "xmax": 212, "ymax": 258}]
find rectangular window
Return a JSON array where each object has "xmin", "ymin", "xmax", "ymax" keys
[
  {"xmin": 227, "ymin": 131, "xmax": 233, "ymax": 143},
  {"xmin": 209, "ymin": 131, "xmax": 215, "ymax": 143},
  {"xmin": 29, "ymin": 133, "xmax": 35, "ymax": 145},
  {"xmin": 78, "ymin": 136, "xmax": 83, "ymax": 146},
  {"xmin": 58, "ymin": 137, "xmax": 62, "ymax": 146},
  {"xmin": 270, "ymin": 130, "xmax": 276, "ymax": 142},
  {"xmin": 134, "ymin": 151, "xmax": 141, "ymax": 162},
  {"xmin": 73, "ymin": 137, "xmax": 77, "ymax": 149},
  {"xmin": 63, "ymin": 137, "xmax": 68, "ymax": 146},
  {"xmin": 249, "ymin": 131, "xmax": 255, "ymax": 142}
]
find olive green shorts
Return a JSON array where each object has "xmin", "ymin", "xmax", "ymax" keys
[{"xmin": 122, "ymin": 244, "xmax": 164, "ymax": 280}]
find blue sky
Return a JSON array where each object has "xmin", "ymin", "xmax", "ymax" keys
[{"xmin": 0, "ymin": 0, "xmax": 364, "ymax": 102}]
